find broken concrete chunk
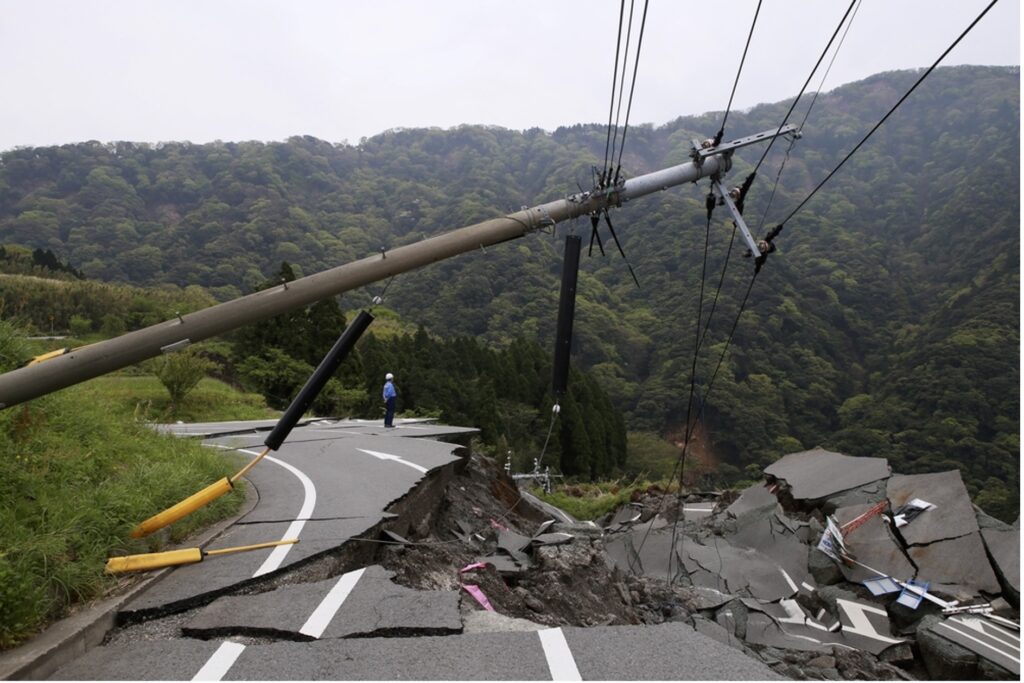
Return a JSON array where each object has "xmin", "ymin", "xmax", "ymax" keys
[
  {"xmin": 764, "ymin": 448, "xmax": 889, "ymax": 502},
  {"xmin": 725, "ymin": 483, "xmax": 778, "ymax": 518},
  {"xmin": 497, "ymin": 529, "xmax": 531, "ymax": 554},
  {"xmin": 680, "ymin": 585, "xmax": 736, "ymax": 611},
  {"xmin": 531, "ymin": 532, "xmax": 574, "ymax": 547},
  {"xmin": 905, "ymin": 531, "xmax": 1001, "ymax": 598},
  {"xmin": 980, "ymin": 527, "xmax": 1020, "ymax": 606},
  {"xmin": 607, "ymin": 503, "xmax": 643, "ymax": 529},
  {"xmin": 477, "ymin": 554, "xmax": 527, "ymax": 575},
  {"xmin": 461, "ymin": 609, "xmax": 545, "ymax": 633},
  {"xmin": 382, "ymin": 530, "xmax": 412, "ymax": 545},
  {"xmin": 917, "ymin": 613, "xmax": 1021, "ymax": 678},
  {"xmin": 887, "ymin": 470, "xmax": 978, "ymax": 545},
  {"xmin": 832, "ymin": 502, "xmax": 916, "ymax": 585}
]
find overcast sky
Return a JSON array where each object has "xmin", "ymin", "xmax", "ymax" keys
[{"xmin": 0, "ymin": 1, "xmax": 1018, "ymax": 152}]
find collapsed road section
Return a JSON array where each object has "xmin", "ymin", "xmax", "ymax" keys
[
  {"xmin": 39, "ymin": 419, "xmax": 779, "ymax": 681},
  {"xmin": 26, "ymin": 430, "xmax": 1019, "ymax": 680},
  {"xmin": 605, "ymin": 447, "xmax": 1020, "ymax": 680}
]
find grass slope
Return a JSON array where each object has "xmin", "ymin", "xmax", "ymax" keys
[{"xmin": 0, "ymin": 329, "xmax": 273, "ymax": 649}]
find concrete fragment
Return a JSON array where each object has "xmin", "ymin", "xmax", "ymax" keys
[
  {"xmin": 531, "ymin": 532, "xmax": 574, "ymax": 547},
  {"xmin": 916, "ymin": 614, "xmax": 983, "ymax": 680},
  {"xmin": 680, "ymin": 538, "xmax": 796, "ymax": 601},
  {"xmin": 833, "ymin": 502, "xmax": 916, "ymax": 584},
  {"xmin": 727, "ymin": 512, "xmax": 815, "ymax": 593},
  {"xmin": 680, "ymin": 585, "xmax": 735, "ymax": 611},
  {"xmin": 725, "ymin": 483, "xmax": 778, "ymax": 518},
  {"xmin": 807, "ymin": 548, "xmax": 844, "ymax": 586},
  {"xmin": 764, "ymin": 448, "xmax": 889, "ymax": 502},
  {"xmin": 980, "ymin": 527, "xmax": 1020, "ymax": 606},
  {"xmin": 928, "ymin": 614, "xmax": 1020, "ymax": 676},
  {"xmin": 886, "ymin": 470, "xmax": 977, "ymax": 545},
  {"xmin": 906, "ymin": 531, "xmax": 1001, "ymax": 597},
  {"xmin": 461, "ymin": 610, "xmax": 545, "ymax": 633}
]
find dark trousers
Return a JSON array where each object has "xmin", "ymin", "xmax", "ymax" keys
[{"xmin": 384, "ymin": 397, "xmax": 395, "ymax": 427}]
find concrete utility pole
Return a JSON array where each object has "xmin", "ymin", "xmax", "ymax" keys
[{"xmin": 0, "ymin": 126, "xmax": 796, "ymax": 409}]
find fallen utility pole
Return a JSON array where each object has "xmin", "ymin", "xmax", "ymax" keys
[{"xmin": 0, "ymin": 125, "xmax": 796, "ymax": 409}]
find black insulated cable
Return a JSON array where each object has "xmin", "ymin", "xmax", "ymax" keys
[
  {"xmin": 614, "ymin": 0, "xmax": 650, "ymax": 184},
  {"xmin": 715, "ymin": 0, "xmax": 762, "ymax": 146},
  {"xmin": 777, "ymin": 0, "xmax": 1000, "ymax": 229},
  {"xmin": 602, "ymin": 0, "xmax": 627, "ymax": 185},
  {"xmin": 752, "ymin": 0, "xmax": 859, "ymax": 176}
]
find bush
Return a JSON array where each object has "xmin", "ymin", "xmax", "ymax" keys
[{"xmin": 152, "ymin": 348, "xmax": 219, "ymax": 409}]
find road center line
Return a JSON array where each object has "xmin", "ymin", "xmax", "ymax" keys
[
  {"xmin": 299, "ymin": 567, "xmax": 366, "ymax": 638},
  {"xmin": 192, "ymin": 641, "xmax": 246, "ymax": 681},
  {"xmin": 356, "ymin": 447, "xmax": 428, "ymax": 473},
  {"xmin": 207, "ymin": 445, "xmax": 317, "ymax": 577},
  {"xmin": 538, "ymin": 627, "xmax": 582, "ymax": 681}
]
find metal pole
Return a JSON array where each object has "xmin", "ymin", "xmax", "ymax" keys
[{"xmin": 0, "ymin": 153, "xmax": 731, "ymax": 409}]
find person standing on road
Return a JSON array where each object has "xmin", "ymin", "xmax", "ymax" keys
[{"xmin": 382, "ymin": 372, "xmax": 397, "ymax": 428}]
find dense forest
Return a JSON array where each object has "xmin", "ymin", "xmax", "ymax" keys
[{"xmin": 0, "ymin": 66, "xmax": 1017, "ymax": 518}]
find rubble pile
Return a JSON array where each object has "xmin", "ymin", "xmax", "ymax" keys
[
  {"xmin": 604, "ymin": 448, "xmax": 1020, "ymax": 680},
  {"xmin": 376, "ymin": 449, "xmax": 1019, "ymax": 680}
]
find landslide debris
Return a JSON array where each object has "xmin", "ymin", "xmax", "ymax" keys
[{"xmin": 375, "ymin": 449, "xmax": 1020, "ymax": 681}]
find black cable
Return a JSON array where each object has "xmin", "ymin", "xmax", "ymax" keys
[
  {"xmin": 602, "ymin": 0, "xmax": 627, "ymax": 185},
  {"xmin": 614, "ymin": 0, "xmax": 650, "ymax": 183},
  {"xmin": 754, "ymin": 0, "xmax": 862, "ymax": 233},
  {"xmin": 777, "ymin": 0, "xmax": 1000, "ymax": 228},
  {"xmin": 751, "ymin": 0, "xmax": 859, "ymax": 175},
  {"xmin": 696, "ymin": 223, "xmax": 738, "ymax": 357},
  {"xmin": 716, "ymin": 0, "xmax": 762, "ymax": 145},
  {"xmin": 608, "ymin": 0, "xmax": 637, "ymax": 181}
]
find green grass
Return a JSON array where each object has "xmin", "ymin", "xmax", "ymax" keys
[
  {"xmin": 0, "ymin": 325, "xmax": 265, "ymax": 649},
  {"xmin": 531, "ymin": 478, "xmax": 679, "ymax": 521},
  {"xmin": 75, "ymin": 374, "xmax": 277, "ymax": 422}
]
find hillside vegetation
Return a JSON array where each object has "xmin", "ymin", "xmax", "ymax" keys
[
  {"xmin": 0, "ymin": 323, "xmax": 253, "ymax": 649},
  {"xmin": 0, "ymin": 66, "xmax": 1017, "ymax": 518}
]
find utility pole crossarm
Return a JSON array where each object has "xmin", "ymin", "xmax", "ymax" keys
[
  {"xmin": 693, "ymin": 123, "xmax": 800, "ymax": 160},
  {"xmin": 0, "ymin": 126, "xmax": 795, "ymax": 410}
]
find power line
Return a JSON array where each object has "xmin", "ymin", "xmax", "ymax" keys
[
  {"xmin": 754, "ymin": 0, "xmax": 863, "ymax": 233},
  {"xmin": 715, "ymin": 0, "xmax": 762, "ymax": 146},
  {"xmin": 602, "ymin": 0, "xmax": 627, "ymax": 184},
  {"xmin": 751, "ymin": 0, "xmax": 860, "ymax": 176},
  {"xmin": 614, "ymin": 0, "xmax": 650, "ymax": 183},
  {"xmin": 776, "ymin": 0, "xmax": 1000, "ymax": 228}
]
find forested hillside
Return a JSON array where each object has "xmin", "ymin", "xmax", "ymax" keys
[{"xmin": 0, "ymin": 66, "xmax": 1017, "ymax": 517}]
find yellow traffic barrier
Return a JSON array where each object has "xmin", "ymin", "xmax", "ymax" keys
[
  {"xmin": 106, "ymin": 538, "xmax": 298, "ymax": 573},
  {"xmin": 131, "ymin": 477, "xmax": 234, "ymax": 538},
  {"xmin": 130, "ymin": 446, "xmax": 271, "ymax": 538}
]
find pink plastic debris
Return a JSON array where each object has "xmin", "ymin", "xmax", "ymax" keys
[
  {"xmin": 461, "ymin": 584, "xmax": 495, "ymax": 611},
  {"xmin": 459, "ymin": 562, "xmax": 490, "ymax": 573}
]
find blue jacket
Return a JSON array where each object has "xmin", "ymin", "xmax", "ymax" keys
[{"xmin": 383, "ymin": 380, "xmax": 396, "ymax": 401}]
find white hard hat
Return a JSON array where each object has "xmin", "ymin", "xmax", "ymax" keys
[{"xmin": 385, "ymin": 373, "xmax": 394, "ymax": 380}]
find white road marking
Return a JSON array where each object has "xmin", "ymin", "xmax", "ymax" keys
[
  {"xmin": 299, "ymin": 568, "xmax": 366, "ymax": 638},
  {"xmin": 538, "ymin": 628, "xmax": 582, "ymax": 681},
  {"xmin": 195, "ymin": 442, "xmax": 320, "ymax": 681},
  {"xmin": 779, "ymin": 567, "xmax": 799, "ymax": 594},
  {"xmin": 253, "ymin": 453, "xmax": 317, "ymax": 576},
  {"xmin": 836, "ymin": 598, "xmax": 904, "ymax": 644},
  {"xmin": 207, "ymin": 445, "xmax": 317, "ymax": 576},
  {"xmin": 937, "ymin": 618, "xmax": 1020, "ymax": 662},
  {"xmin": 357, "ymin": 448, "xmax": 428, "ymax": 473},
  {"xmin": 192, "ymin": 641, "xmax": 246, "ymax": 681}
]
